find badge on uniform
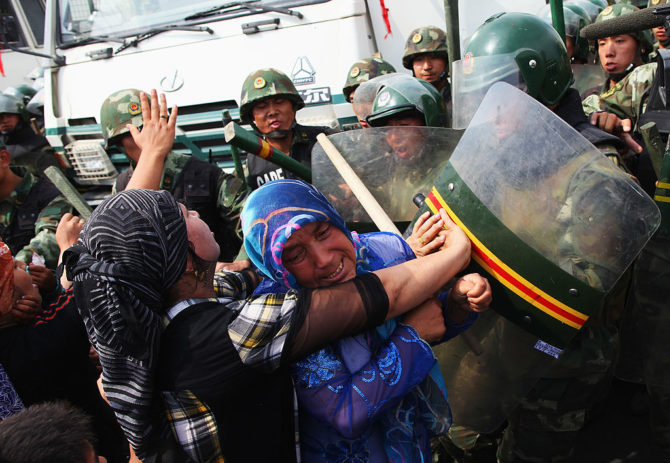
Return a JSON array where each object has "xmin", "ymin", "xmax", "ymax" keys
[
  {"xmin": 350, "ymin": 67, "xmax": 360, "ymax": 78},
  {"xmin": 412, "ymin": 33, "xmax": 422, "ymax": 44},
  {"xmin": 128, "ymin": 103, "xmax": 141, "ymax": 116},
  {"xmin": 254, "ymin": 77, "xmax": 266, "ymax": 89}
]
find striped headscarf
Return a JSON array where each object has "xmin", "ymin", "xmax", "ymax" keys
[{"xmin": 64, "ymin": 189, "xmax": 188, "ymax": 458}]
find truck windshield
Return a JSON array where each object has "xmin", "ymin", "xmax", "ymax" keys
[{"xmin": 58, "ymin": 0, "xmax": 298, "ymax": 45}]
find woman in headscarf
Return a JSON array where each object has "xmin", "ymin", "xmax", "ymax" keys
[{"xmin": 242, "ymin": 179, "xmax": 491, "ymax": 463}]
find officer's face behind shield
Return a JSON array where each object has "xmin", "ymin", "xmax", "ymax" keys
[
  {"xmin": 452, "ymin": 53, "xmax": 527, "ymax": 130},
  {"xmin": 384, "ymin": 113, "xmax": 426, "ymax": 160}
]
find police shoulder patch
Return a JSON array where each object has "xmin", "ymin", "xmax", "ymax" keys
[
  {"xmin": 254, "ymin": 77, "xmax": 266, "ymax": 89},
  {"xmin": 128, "ymin": 103, "xmax": 141, "ymax": 115}
]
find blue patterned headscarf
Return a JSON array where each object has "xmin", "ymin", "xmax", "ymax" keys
[{"xmin": 242, "ymin": 179, "xmax": 376, "ymax": 291}]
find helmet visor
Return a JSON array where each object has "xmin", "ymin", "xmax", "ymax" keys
[{"xmin": 452, "ymin": 53, "xmax": 526, "ymax": 129}]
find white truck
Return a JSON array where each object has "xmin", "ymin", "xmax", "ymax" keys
[{"xmin": 8, "ymin": 0, "xmax": 543, "ymax": 198}]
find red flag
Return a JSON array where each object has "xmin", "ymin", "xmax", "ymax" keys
[
  {"xmin": 0, "ymin": 46, "xmax": 5, "ymax": 77},
  {"xmin": 379, "ymin": 0, "xmax": 392, "ymax": 38}
]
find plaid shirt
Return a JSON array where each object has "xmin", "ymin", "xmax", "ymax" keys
[
  {"xmin": 159, "ymin": 271, "xmax": 299, "ymax": 461},
  {"xmin": 162, "ymin": 390, "xmax": 224, "ymax": 463},
  {"xmin": 214, "ymin": 270, "xmax": 300, "ymax": 371}
]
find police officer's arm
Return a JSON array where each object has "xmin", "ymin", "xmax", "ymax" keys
[
  {"xmin": 15, "ymin": 195, "xmax": 72, "ymax": 270},
  {"xmin": 125, "ymin": 89, "xmax": 178, "ymax": 190},
  {"xmin": 589, "ymin": 111, "xmax": 643, "ymax": 154}
]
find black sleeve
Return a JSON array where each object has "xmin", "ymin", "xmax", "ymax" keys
[{"xmin": 284, "ymin": 273, "xmax": 389, "ymax": 362}]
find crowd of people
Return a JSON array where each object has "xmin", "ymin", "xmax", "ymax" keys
[{"xmin": 0, "ymin": 0, "xmax": 667, "ymax": 462}]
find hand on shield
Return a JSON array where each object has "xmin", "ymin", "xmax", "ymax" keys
[
  {"xmin": 406, "ymin": 211, "xmax": 446, "ymax": 257},
  {"xmin": 437, "ymin": 208, "xmax": 471, "ymax": 273}
]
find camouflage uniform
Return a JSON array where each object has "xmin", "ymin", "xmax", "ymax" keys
[
  {"xmin": 0, "ymin": 167, "xmax": 71, "ymax": 269},
  {"xmin": 582, "ymin": 62, "xmax": 657, "ymax": 129},
  {"xmin": 342, "ymin": 57, "xmax": 396, "ymax": 103},
  {"xmin": 494, "ymin": 151, "xmax": 627, "ymax": 463},
  {"xmin": 102, "ymin": 89, "xmax": 248, "ymax": 262},
  {"xmin": 239, "ymin": 68, "xmax": 332, "ymax": 190},
  {"xmin": 581, "ymin": 3, "xmax": 654, "ymax": 125}
]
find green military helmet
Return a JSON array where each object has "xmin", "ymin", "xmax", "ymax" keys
[
  {"xmin": 99, "ymin": 88, "xmax": 145, "ymax": 148},
  {"xmin": 564, "ymin": 1, "xmax": 593, "ymax": 25},
  {"xmin": 402, "ymin": 26, "xmax": 449, "ymax": 70},
  {"xmin": 464, "ymin": 12, "xmax": 574, "ymax": 106},
  {"xmin": 3, "ymin": 85, "xmax": 37, "ymax": 106},
  {"xmin": 539, "ymin": 5, "xmax": 590, "ymax": 62},
  {"xmin": 342, "ymin": 57, "xmax": 396, "ymax": 103},
  {"xmin": 239, "ymin": 68, "xmax": 304, "ymax": 124},
  {"xmin": 366, "ymin": 74, "xmax": 446, "ymax": 127},
  {"xmin": 0, "ymin": 94, "xmax": 28, "ymax": 122},
  {"xmin": 593, "ymin": 3, "xmax": 653, "ymax": 58},
  {"xmin": 566, "ymin": 0, "xmax": 602, "ymax": 21}
]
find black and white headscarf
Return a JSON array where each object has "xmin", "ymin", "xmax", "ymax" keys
[{"xmin": 64, "ymin": 189, "xmax": 188, "ymax": 459}]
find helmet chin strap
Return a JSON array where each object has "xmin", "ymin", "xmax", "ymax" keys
[{"xmin": 607, "ymin": 62, "xmax": 635, "ymax": 84}]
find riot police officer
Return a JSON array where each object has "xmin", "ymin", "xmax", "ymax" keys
[
  {"xmin": 101, "ymin": 88, "xmax": 248, "ymax": 263},
  {"xmin": 239, "ymin": 68, "xmax": 332, "ymax": 190},
  {"xmin": 362, "ymin": 75, "xmax": 449, "ymax": 232},
  {"xmin": 446, "ymin": 12, "xmax": 632, "ymax": 462},
  {"xmin": 0, "ymin": 94, "xmax": 58, "ymax": 176},
  {"xmin": 539, "ymin": 4, "xmax": 592, "ymax": 63}
]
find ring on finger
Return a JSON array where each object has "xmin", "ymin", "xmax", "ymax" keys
[
  {"xmin": 160, "ymin": 115, "xmax": 167, "ymax": 119},
  {"xmin": 418, "ymin": 236, "xmax": 425, "ymax": 246}
]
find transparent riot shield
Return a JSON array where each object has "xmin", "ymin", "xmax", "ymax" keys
[
  {"xmin": 311, "ymin": 127, "xmax": 463, "ymax": 223},
  {"xmin": 427, "ymin": 82, "xmax": 661, "ymax": 432},
  {"xmin": 572, "ymin": 64, "xmax": 606, "ymax": 99}
]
